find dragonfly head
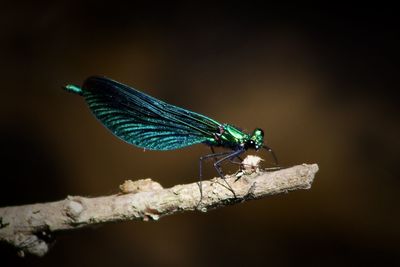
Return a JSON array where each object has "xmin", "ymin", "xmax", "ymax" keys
[
  {"xmin": 248, "ymin": 128, "xmax": 264, "ymax": 150},
  {"xmin": 248, "ymin": 128, "xmax": 278, "ymax": 165}
]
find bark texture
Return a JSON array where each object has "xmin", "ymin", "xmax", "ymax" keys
[{"xmin": 0, "ymin": 163, "xmax": 318, "ymax": 257}]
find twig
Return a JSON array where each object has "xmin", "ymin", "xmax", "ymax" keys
[{"xmin": 0, "ymin": 162, "xmax": 318, "ymax": 257}]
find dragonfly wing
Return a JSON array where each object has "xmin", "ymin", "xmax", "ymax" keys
[{"xmin": 81, "ymin": 76, "xmax": 221, "ymax": 150}]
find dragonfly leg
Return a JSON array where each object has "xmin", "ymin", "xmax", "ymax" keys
[
  {"xmin": 209, "ymin": 146, "xmax": 225, "ymax": 174},
  {"xmin": 212, "ymin": 145, "xmax": 243, "ymax": 167},
  {"xmin": 210, "ymin": 146, "xmax": 216, "ymax": 160},
  {"xmin": 209, "ymin": 146, "xmax": 220, "ymax": 174},
  {"xmin": 228, "ymin": 156, "xmax": 245, "ymax": 176},
  {"xmin": 213, "ymin": 149, "xmax": 245, "ymax": 198},
  {"xmin": 198, "ymin": 151, "xmax": 232, "ymax": 203},
  {"xmin": 210, "ymin": 147, "xmax": 244, "ymax": 174},
  {"xmin": 228, "ymin": 155, "xmax": 244, "ymax": 165}
]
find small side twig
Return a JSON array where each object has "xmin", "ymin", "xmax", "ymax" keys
[{"xmin": 0, "ymin": 162, "xmax": 318, "ymax": 257}]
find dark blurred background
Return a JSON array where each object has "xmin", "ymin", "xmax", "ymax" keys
[{"xmin": 1, "ymin": 2, "xmax": 399, "ymax": 266}]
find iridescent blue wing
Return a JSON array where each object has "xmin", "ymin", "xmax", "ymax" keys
[{"xmin": 79, "ymin": 76, "xmax": 221, "ymax": 150}]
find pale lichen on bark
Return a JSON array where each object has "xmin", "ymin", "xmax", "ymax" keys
[{"xmin": 0, "ymin": 159, "xmax": 318, "ymax": 257}]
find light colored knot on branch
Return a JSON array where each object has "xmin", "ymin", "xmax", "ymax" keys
[{"xmin": 0, "ymin": 159, "xmax": 318, "ymax": 257}]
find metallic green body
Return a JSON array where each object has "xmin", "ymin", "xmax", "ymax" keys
[
  {"xmin": 206, "ymin": 124, "xmax": 264, "ymax": 150},
  {"xmin": 64, "ymin": 84, "xmax": 83, "ymax": 95},
  {"xmin": 205, "ymin": 124, "xmax": 248, "ymax": 147}
]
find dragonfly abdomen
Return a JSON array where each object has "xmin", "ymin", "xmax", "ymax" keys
[{"xmin": 64, "ymin": 84, "xmax": 83, "ymax": 95}]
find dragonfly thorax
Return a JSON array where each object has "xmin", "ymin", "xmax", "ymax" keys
[{"xmin": 210, "ymin": 124, "xmax": 264, "ymax": 151}]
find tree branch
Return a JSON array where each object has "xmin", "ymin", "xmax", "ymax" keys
[{"xmin": 0, "ymin": 162, "xmax": 318, "ymax": 257}]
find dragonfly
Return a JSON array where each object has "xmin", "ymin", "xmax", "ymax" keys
[{"xmin": 64, "ymin": 76, "xmax": 278, "ymax": 199}]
